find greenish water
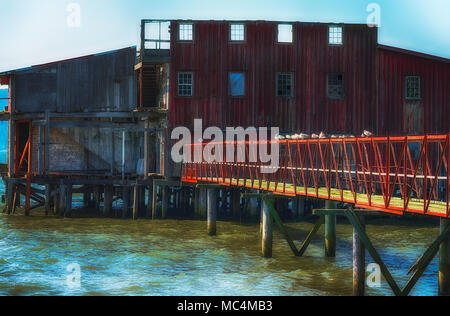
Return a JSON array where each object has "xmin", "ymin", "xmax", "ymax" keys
[{"xmin": 0, "ymin": 213, "xmax": 441, "ymax": 296}]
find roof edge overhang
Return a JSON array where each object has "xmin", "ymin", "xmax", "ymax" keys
[{"xmin": 378, "ymin": 44, "xmax": 450, "ymax": 64}]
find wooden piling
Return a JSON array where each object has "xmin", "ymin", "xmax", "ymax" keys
[
  {"xmin": 325, "ymin": 200, "xmax": 337, "ymax": 257},
  {"xmin": 353, "ymin": 215, "xmax": 366, "ymax": 296},
  {"xmin": 231, "ymin": 189, "xmax": 241, "ymax": 220},
  {"xmin": 59, "ymin": 181, "xmax": 66, "ymax": 217},
  {"xmin": 133, "ymin": 185, "xmax": 139, "ymax": 220},
  {"xmin": 161, "ymin": 185, "xmax": 169, "ymax": 219},
  {"xmin": 146, "ymin": 183, "xmax": 153, "ymax": 218},
  {"xmin": 261, "ymin": 199, "xmax": 273, "ymax": 258},
  {"xmin": 152, "ymin": 182, "xmax": 158, "ymax": 219},
  {"xmin": 6, "ymin": 180, "xmax": 13, "ymax": 215},
  {"xmin": 197, "ymin": 187, "xmax": 207, "ymax": 220},
  {"xmin": 207, "ymin": 188, "xmax": 218, "ymax": 236},
  {"xmin": 44, "ymin": 184, "xmax": 51, "ymax": 216},
  {"xmin": 104, "ymin": 185, "xmax": 113, "ymax": 217},
  {"xmin": 122, "ymin": 186, "xmax": 130, "ymax": 218},
  {"xmin": 65, "ymin": 184, "xmax": 72, "ymax": 218},
  {"xmin": 440, "ymin": 218, "xmax": 450, "ymax": 296}
]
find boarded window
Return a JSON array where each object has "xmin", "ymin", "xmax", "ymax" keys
[
  {"xmin": 327, "ymin": 73, "xmax": 345, "ymax": 99},
  {"xmin": 278, "ymin": 24, "xmax": 293, "ymax": 43},
  {"xmin": 179, "ymin": 23, "xmax": 193, "ymax": 41},
  {"xmin": 230, "ymin": 24, "xmax": 245, "ymax": 41},
  {"xmin": 229, "ymin": 73, "xmax": 245, "ymax": 97},
  {"xmin": 178, "ymin": 72, "xmax": 193, "ymax": 96},
  {"xmin": 329, "ymin": 26, "xmax": 343, "ymax": 45},
  {"xmin": 405, "ymin": 76, "xmax": 421, "ymax": 100},
  {"xmin": 277, "ymin": 73, "xmax": 293, "ymax": 97}
]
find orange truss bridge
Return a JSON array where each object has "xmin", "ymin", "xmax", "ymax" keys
[{"xmin": 181, "ymin": 135, "xmax": 450, "ymax": 218}]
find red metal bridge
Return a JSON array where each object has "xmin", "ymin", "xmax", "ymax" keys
[{"xmin": 182, "ymin": 135, "xmax": 450, "ymax": 218}]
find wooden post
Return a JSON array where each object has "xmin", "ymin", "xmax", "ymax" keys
[
  {"xmin": 65, "ymin": 184, "xmax": 72, "ymax": 218},
  {"xmin": 53, "ymin": 189, "xmax": 59, "ymax": 215},
  {"xmin": 104, "ymin": 185, "xmax": 113, "ymax": 217},
  {"xmin": 197, "ymin": 187, "xmax": 207, "ymax": 220},
  {"xmin": 248, "ymin": 197, "xmax": 259, "ymax": 223},
  {"xmin": 44, "ymin": 184, "xmax": 51, "ymax": 216},
  {"xmin": 133, "ymin": 184, "xmax": 139, "ymax": 220},
  {"xmin": 25, "ymin": 175, "xmax": 31, "ymax": 216},
  {"xmin": 6, "ymin": 180, "xmax": 13, "ymax": 215},
  {"xmin": 207, "ymin": 188, "xmax": 218, "ymax": 236},
  {"xmin": 146, "ymin": 183, "xmax": 153, "ymax": 218},
  {"xmin": 152, "ymin": 181, "xmax": 158, "ymax": 219},
  {"xmin": 353, "ymin": 215, "xmax": 366, "ymax": 296},
  {"xmin": 94, "ymin": 186, "xmax": 101, "ymax": 213},
  {"xmin": 440, "ymin": 218, "xmax": 450, "ymax": 296},
  {"xmin": 261, "ymin": 198, "xmax": 273, "ymax": 258},
  {"xmin": 161, "ymin": 185, "xmax": 169, "ymax": 219},
  {"xmin": 122, "ymin": 186, "xmax": 130, "ymax": 218},
  {"xmin": 231, "ymin": 189, "xmax": 241, "ymax": 220},
  {"xmin": 325, "ymin": 200, "xmax": 337, "ymax": 257},
  {"xmin": 59, "ymin": 181, "xmax": 66, "ymax": 217},
  {"xmin": 296, "ymin": 198, "xmax": 306, "ymax": 220}
]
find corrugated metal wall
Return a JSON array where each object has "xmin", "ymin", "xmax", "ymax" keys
[
  {"xmin": 14, "ymin": 47, "xmax": 137, "ymax": 113},
  {"xmin": 169, "ymin": 21, "xmax": 379, "ymax": 135}
]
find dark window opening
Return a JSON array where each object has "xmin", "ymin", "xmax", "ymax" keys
[
  {"xmin": 178, "ymin": 72, "xmax": 193, "ymax": 96},
  {"xmin": 277, "ymin": 73, "xmax": 293, "ymax": 97},
  {"xmin": 405, "ymin": 76, "xmax": 421, "ymax": 100},
  {"xmin": 327, "ymin": 73, "xmax": 345, "ymax": 99}
]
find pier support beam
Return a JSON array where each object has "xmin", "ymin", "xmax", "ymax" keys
[
  {"xmin": 261, "ymin": 199, "xmax": 273, "ymax": 258},
  {"xmin": 44, "ymin": 184, "xmax": 51, "ymax": 216},
  {"xmin": 161, "ymin": 186, "xmax": 169, "ymax": 219},
  {"xmin": 231, "ymin": 189, "xmax": 241, "ymax": 220},
  {"xmin": 207, "ymin": 188, "xmax": 218, "ymax": 236},
  {"xmin": 65, "ymin": 185, "xmax": 72, "ymax": 218},
  {"xmin": 353, "ymin": 215, "xmax": 366, "ymax": 296},
  {"xmin": 104, "ymin": 185, "xmax": 113, "ymax": 217},
  {"xmin": 324, "ymin": 200, "xmax": 337, "ymax": 258},
  {"xmin": 133, "ymin": 185, "xmax": 139, "ymax": 220},
  {"xmin": 196, "ymin": 187, "xmax": 207, "ymax": 220},
  {"xmin": 122, "ymin": 186, "xmax": 130, "ymax": 218},
  {"xmin": 440, "ymin": 218, "xmax": 450, "ymax": 296}
]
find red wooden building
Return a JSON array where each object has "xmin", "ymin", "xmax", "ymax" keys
[{"xmin": 138, "ymin": 20, "xmax": 449, "ymax": 137}]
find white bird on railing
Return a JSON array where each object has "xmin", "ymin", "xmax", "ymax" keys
[
  {"xmin": 299, "ymin": 133, "xmax": 310, "ymax": 139},
  {"xmin": 311, "ymin": 133, "xmax": 319, "ymax": 139},
  {"xmin": 362, "ymin": 130, "xmax": 374, "ymax": 138},
  {"xmin": 275, "ymin": 134, "xmax": 285, "ymax": 140},
  {"xmin": 319, "ymin": 132, "xmax": 328, "ymax": 139}
]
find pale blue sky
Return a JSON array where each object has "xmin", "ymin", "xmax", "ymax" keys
[{"xmin": 0, "ymin": 0, "xmax": 449, "ymax": 72}]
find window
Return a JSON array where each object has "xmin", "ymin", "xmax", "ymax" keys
[
  {"xmin": 276, "ymin": 73, "xmax": 293, "ymax": 97},
  {"xmin": 329, "ymin": 26, "xmax": 343, "ymax": 45},
  {"xmin": 230, "ymin": 24, "xmax": 245, "ymax": 41},
  {"xmin": 178, "ymin": 72, "xmax": 193, "ymax": 96},
  {"xmin": 229, "ymin": 73, "xmax": 245, "ymax": 97},
  {"xmin": 179, "ymin": 23, "xmax": 193, "ymax": 41},
  {"xmin": 278, "ymin": 24, "xmax": 293, "ymax": 43},
  {"xmin": 405, "ymin": 76, "xmax": 421, "ymax": 100},
  {"xmin": 327, "ymin": 73, "xmax": 345, "ymax": 99}
]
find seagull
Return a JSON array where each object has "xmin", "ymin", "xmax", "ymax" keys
[
  {"xmin": 286, "ymin": 135, "xmax": 292, "ymax": 140},
  {"xmin": 311, "ymin": 133, "xmax": 319, "ymax": 139},
  {"xmin": 299, "ymin": 133, "xmax": 310, "ymax": 139},
  {"xmin": 275, "ymin": 134, "xmax": 285, "ymax": 140},
  {"xmin": 362, "ymin": 130, "xmax": 374, "ymax": 138},
  {"xmin": 319, "ymin": 132, "xmax": 328, "ymax": 139}
]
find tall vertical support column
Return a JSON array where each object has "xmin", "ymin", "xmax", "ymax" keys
[
  {"xmin": 231, "ymin": 189, "xmax": 241, "ymax": 220},
  {"xmin": 122, "ymin": 186, "xmax": 130, "ymax": 218},
  {"xmin": 325, "ymin": 200, "xmax": 337, "ymax": 258},
  {"xmin": 261, "ymin": 198, "xmax": 273, "ymax": 258},
  {"xmin": 207, "ymin": 188, "xmax": 218, "ymax": 236},
  {"xmin": 440, "ymin": 218, "xmax": 450, "ymax": 296},
  {"xmin": 196, "ymin": 187, "xmax": 207, "ymax": 220},
  {"xmin": 104, "ymin": 185, "xmax": 113, "ymax": 217},
  {"xmin": 133, "ymin": 184, "xmax": 139, "ymax": 220},
  {"xmin": 44, "ymin": 184, "xmax": 51, "ymax": 216},
  {"xmin": 59, "ymin": 181, "xmax": 66, "ymax": 217},
  {"xmin": 152, "ymin": 181, "xmax": 158, "ymax": 219},
  {"xmin": 65, "ymin": 184, "xmax": 72, "ymax": 218},
  {"xmin": 353, "ymin": 215, "xmax": 366, "ymax": 296},
  {"xmin": 161, "ymin": 185, "xmax": 169, "ymax": 219}
]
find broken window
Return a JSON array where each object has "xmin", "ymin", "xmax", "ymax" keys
[
  {"xmin": 229, "ymin": 73, "xmax": 245, "ymax": 97},
  {"xmin": 329, "ymin": 26, "xmax": 343, "ymax": 45},
  {"xmin": 278, "ymin": 24, "xmax": 293, "ymax": 43},
  {"xmin": 405, "ymin": 76, "xmax": 421, "ymax": 100},
  {"xmin": 230, "ymin": 24, "xmax": 245, "ymax": 41},
  {"xmin": 327, "ymin": 73, "xmax": 345, "ymax": 99},
  {"xmin": 178, "ymin": 72, "xmax": 193, "ymax": 96},
  {"xmin": 179, "ymin": 23, "xmax": 193, "ymax": 41},
  {"xmin": 276, "ymin": 73, "xmax": 293, "ymax": 97}
]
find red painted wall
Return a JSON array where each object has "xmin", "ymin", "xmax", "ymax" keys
[{"xmin": 169, "ymin": 20, "xmax": 449, "ymax": 136}]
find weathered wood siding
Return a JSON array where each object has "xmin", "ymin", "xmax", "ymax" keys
[
  {"xmin": 31, "ymin": 126, "xmax": 144, "ymax": 173},
  {"xmin": 14, "ymin": 47, "xmax": 137, "ymax": 113}
]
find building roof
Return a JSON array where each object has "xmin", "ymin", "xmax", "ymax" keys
[
  {"xmin": 0, "ymin": 46, "xmax": 136, "ymax": 77},
  {"xmin": 378, "ymin": 44, "xmax": 450, "ymax": 64}
]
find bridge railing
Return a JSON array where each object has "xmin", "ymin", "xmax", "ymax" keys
[{"xmin": 181, "ymin": 135, "xmax": 450, "ymax": 218}]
